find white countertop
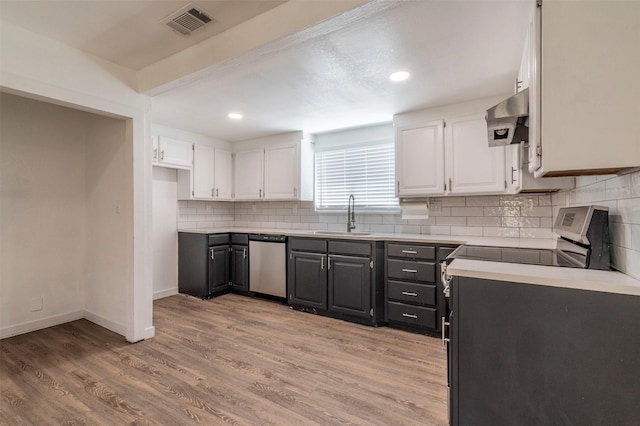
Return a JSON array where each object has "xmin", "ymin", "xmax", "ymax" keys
[
  {"xmin": 177, "ymin": 227, "xmax": 557, "ymax": 249},
  {"xmin": 447, "ymin": 258, "xmax": 640, "ymax": 297}
]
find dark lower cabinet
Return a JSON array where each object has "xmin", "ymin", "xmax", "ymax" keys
[
  {"xmin": 230, "ymin": 244, "xmax": 249, "ymax": 292},
  {"xmin": 178, "ymin": 232, "xmax": 230, "ymax": 299},
  {"xmin": 288, "ymin": 251, "xmax": 327, "ymax": 310},
  {"xmin": 288, "ymin": 237, "xmax": 383, "ymax": 326},
  {"xmin": 209, "ymin": 245, "xmax": 229, "ymax": 295},
  {"xmin": 450, "ymin": 276, "xmax": 640, "ymax": 425},
  {"xmin": 328, "ymin": 255, "xmax": 371, "ymax": 318}
]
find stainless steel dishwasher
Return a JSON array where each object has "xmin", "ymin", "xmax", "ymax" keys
[{"xmin": 248, "ymin": 234, "xmax": 287, "ymax": 298}]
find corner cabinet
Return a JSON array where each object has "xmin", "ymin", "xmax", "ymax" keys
[
  {"xmin": 233, "ymin": 131, "xmax": 314, "ymax": 201},
  {"xmin": 288, "ymin": 237, "xmax": 384, "ymax": 326},
  {"xmin": 178, "ymin": 233, "xmax": 230, "ymax": 299}
]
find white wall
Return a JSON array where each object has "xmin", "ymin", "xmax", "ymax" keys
[
  {"xmin": 0, "ymin": 93, "xmax": 88, "ymax": 337},
  {"xmin": 152, "ymin": 167, "xmax": 179, "ymax": 299},
  {"xmin": 84, "ymin": 114, "xmax": 129, "ymax": 334},
  {"xmin": 1, "ymin": 21, "xmax": 153, "ymax": 342}
]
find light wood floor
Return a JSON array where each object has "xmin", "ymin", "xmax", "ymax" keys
[{"xmin": 1, "ymin": 293, "xmax": 447, "ymax": 425}]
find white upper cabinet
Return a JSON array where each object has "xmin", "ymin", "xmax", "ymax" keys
[
  {"xmin": 234, "ymin": 148, "xmax": 264, "ymax": 200},
  {"xmin": 155, "ymin": 136, "xmax": 192, "ymax": 169},
  {"xmin": 152, "ymin": 135, "xmax": 159, "ymax": 164},
  {"xmin": 445, "ymin": 114, "xmax": 505, "ymax": 195},
  {"xmin": 213, "ymin": 148, "xmax": 232, "ymax": 200},
  {"xmin": 264, "ymin": 144, "xmax": 298, "ymax": 200},
  {"xmin": 395, "ymin": 120, "xmax": 445, "ymax": 196},
  {"xmin": 233, "ymin": 131, "xmax": 313, "ymax": 201},
  {"xmin": 192, "ymin": 144, "xmax": 214, "ymax": 199},
  {"xmin": 530, "ymin": 0, "xmax": 640, "ymax": 176}
]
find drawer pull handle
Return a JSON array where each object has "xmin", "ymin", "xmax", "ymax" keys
[
  {"xmin": 401, "ymin": 250, "xmax": 418, "ymax": 254},
  {"xmin": 401, "ymin": 291, "xmax": 418, "ymax": 297},
  {"xmin": 402, "ymin": 269, "xmax": 418, "ymax": 273},
  {"xmin": 402, "ymin": 313, "xmax": 418, "ymax": 319}
]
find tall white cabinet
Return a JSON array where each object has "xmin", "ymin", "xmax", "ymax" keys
[
  {"xmin": 192, "ymin": 144, "xmax": 214, "ymax": 199},
  {"xmin": 213, "ymin": 149, "xmax": 232, "ymax": 200}
]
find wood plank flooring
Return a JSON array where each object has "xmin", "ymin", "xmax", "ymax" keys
[{"xmin": 1, "ymin": 294, "xmax": 447, "ymax": 425}]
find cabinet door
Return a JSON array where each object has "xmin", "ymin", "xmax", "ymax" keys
[
  {"xmin": 528, "ymin": 5, "xmax": 541, "ymax": 174},
  {"xmin": 230, "ymin": 244, "xmax": 248, "ymax": 292},
  {"xmin": 288, "ymin": 252, "xmax": 327, "ymax": 310},
  {"xmin": 214, "ymin": 148, "xmax": 232, "ymax": 200},
  {"xmin": 158, "ymin": 136, "xmax": 192, "ymax": 168},
  {"xmin": 445, "ymin": 114, "xmax": 505, "ymax": 194},
  {"xmin": 192, "ymin": 144, "xmax": 214, "ymax": 199},
  {"xmin": 396, "ymin": 120, "xmax": 445, "ymax": 196},
  {"xmin": 209, "ymin": 245, "xmax": 230, "ymax": 295},
  {"xmin": 505, "ymin": 144, "xmax": 521, "ymax": 194},
  {"xmin": 264, "ymin": 144, "xmax": 298, "ymax": 200},
  {"xmin": 328, "ymin": 255, "xmax": 371, "ymax": 319},
  {"xmin": 234, "ymin": 149, "xmax": 264, "ymax": 200}
]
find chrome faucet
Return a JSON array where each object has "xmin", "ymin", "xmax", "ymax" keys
[{"xmin": 347, "ymin": 194, "xmax": 356, "ymax": 232}]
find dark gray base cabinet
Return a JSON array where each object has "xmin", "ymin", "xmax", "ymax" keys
[
  {"xmin": 288, "ymin": 237, "xmax": 384, "ymax": 326},
  {"xmin": 384, "ymin": 242, "xmax": 458, "ymax": 334},
  {"xmin": 289, "ymin": 251, "xmax": 327, "ymax": 310},
  {"xmin": 450, "ymin": 276, "xmax": 640, "ymax": 425},
  {"xmin": 178, "ymin": 233, "xmax": 230, "ymax": 299},
  {"xmin": 230, "ymin": 234, "xmax": 249, "ymax": 293}
]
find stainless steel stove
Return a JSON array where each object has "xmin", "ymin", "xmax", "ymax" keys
[{"xmin": 446, "ymin": 205, "xmax": 611, "ymax": 270}]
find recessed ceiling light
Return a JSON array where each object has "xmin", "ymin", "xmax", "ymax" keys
[
  {"xmin": 389, "ymin": 71, "xmax": 410, "ymax": 82},
  {"xmin": 228, "ymin": 112, "xmax": 243, "ymax": 120}
]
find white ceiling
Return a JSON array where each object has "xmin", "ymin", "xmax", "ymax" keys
[
  {"xmin": 0, "ymin": 0, "xmax": 286, "ymax": 70},
  {"xmin": 0, "ymin": 0, "xmax": 533, "ymax": 142}
]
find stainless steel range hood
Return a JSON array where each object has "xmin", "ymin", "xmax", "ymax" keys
[{"xmin": 486, "ymin": 88, "xmax": 529, "ymax": 147}]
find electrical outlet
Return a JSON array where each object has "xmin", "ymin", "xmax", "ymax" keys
[
  {"xmin": 430, "ymin": 200, "xmax": 442, "ymax": 212},
  {"xmin": 30, "ymin": 296, "xmax": 43, "ymax": 312}
]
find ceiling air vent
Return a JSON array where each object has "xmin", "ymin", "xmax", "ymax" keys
[{"xmin": 163, "ymin": 4, "xmax": 213, "ymax": 36}]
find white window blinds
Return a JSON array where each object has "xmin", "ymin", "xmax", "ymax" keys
[{"xmin": 315, "ymin": 139, "xmax": 399, "ymax": 211}]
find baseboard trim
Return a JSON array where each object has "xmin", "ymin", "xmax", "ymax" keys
[
  {"xmin": 0, "ymin": 310, "xmax": 84, "ymax": 339},
  {"xmin": 153, "ymin": 287, "xmax": 178, "ymax": 300},
  {"xmin": 83, "ymin": 311, "xmax": 126, "ymax": 336}
]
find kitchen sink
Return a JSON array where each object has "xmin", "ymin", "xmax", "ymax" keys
[{"xmin": 307, "ymin": 231, "xmax": 371, "ymax": 236}]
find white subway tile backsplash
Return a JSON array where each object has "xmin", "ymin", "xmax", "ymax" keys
[
  {"xmin": 451, "ymin": 207, "xmax": 484, "ymax": 217},
  {"xmin": 519, "ymin": 228, "xmax": 553, "ymax": 239},
  {"xmin": 503, "ymin": 217, "xmax": 540, "ymax": 228},
  {"xmin": 436, "ymin": 216, "xmax": 467, "ymax": 226},
  {"xmin": 439, "ymin": 197, "xmax": 466, "ymax": 207},
  {"xmin": 451, "ymin": 226, "xmax": 483, "ymax": 236},
  {"xmin": 484, "ymin": 206, "xmax": 520, "ymax": 217},
  {"xmin": 500, "ymin": 195, "xmax": 535, "ymax": 208},
  {"xmin": 521, "ymin": 206, "xmax": 553, "ymax": 217},
  {"xmin": 430, "ymin": 226, "xmax": 451, "ymax": 235},
  {"xmin": 483, "ymin": 227, "xmax": 520, "ymax": 238},
  {"xmin": 465, "ymin": 195, "xmax": 500, "ymax": 206},
  {"xmin": 467, "ymin": 216, "xmax": 501, "ymax": 227}
]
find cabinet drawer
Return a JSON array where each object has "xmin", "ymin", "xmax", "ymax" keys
[
  {"xmin": 387, "ymin": 259, "xmax": 435, "ymax": 283},
  {"xmin": 290, "ymin": 238, "xmax": 327, "ymax": 253},
  {"xmin": 328, "ymin": 240, "xmax": 371, "ymax": 257},
  {"xmin": 387, "ymin": 302, "xmax": 437, "ymax": 329},
  {"xmin": 231, "ymin": 234, "xmax": 248, "ymax": 245},
  {"xmin": 208, "ymin": 234, "xmax": 230, "ymax": 246},
  {"xmin": 387, "ymin": 243, "xmax": 435, "ymax": 260},
  {"xmin": 387, "ymin": 281, "xmax": 436, "ymax": 306}
]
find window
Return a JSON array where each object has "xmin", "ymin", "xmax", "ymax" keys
[{"xmin": 315, "ymin": 132, "xmax": 398, "ymax": 212}]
